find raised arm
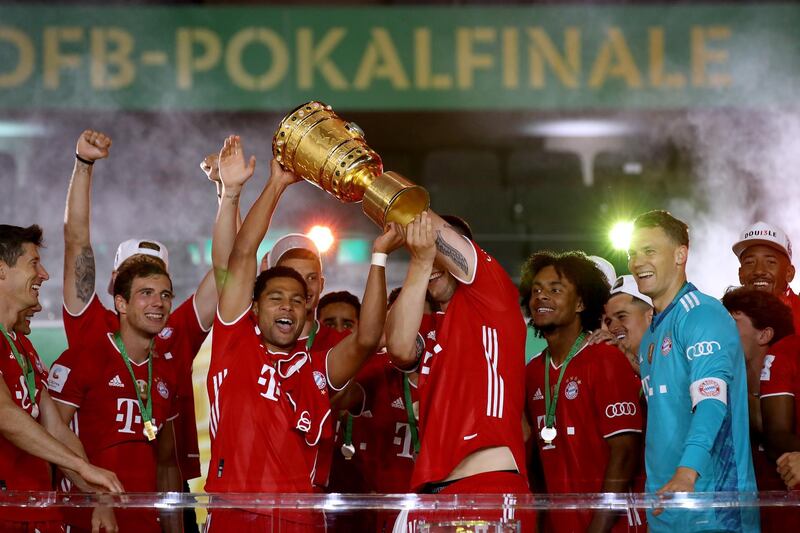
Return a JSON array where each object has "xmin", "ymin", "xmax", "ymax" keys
[
  {"xmin": 190, "ymin": 137, "xmax": 256, "ymax": 330},
  {"xmin": 217, "ymin": 158, "xmax": 299, "ymax": 323},
  {"xmin": 326, "ymin": 224, "xmax": 402, "ymax": 389},
  {"xmin": 429, "ymin": 211, "xmax": 477, "ymax": 284},
  {"xmin": 211, "ymin": 136, "xmax": 255, "ymax": 296},
  {"xmin": 386, "ymin": 212, "xmax": 436, "ymax": 369},
  {"xmin": 63, "ymin": 130, "xmax": 111, "ymax": 314}
]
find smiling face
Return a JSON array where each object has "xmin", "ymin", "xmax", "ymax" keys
[
  {"xmin": 115, "ymin": 274, "xmax": 173, "ymax": 337},
  {"xmin": 738, "ymin": 244, "xmax": 795, "ymax": 297},
  {"xmin": 628, "ymin": 226, "xmax": 687, "ymax": 311},
  {"xmin": 1, "ymin": 242, "xmax": 48, "ymax": 313},
  {"xmin": 528, "ymin": 265, "xmax": 584, "ymax": 335},
  {"xmin": 253, "ymin": 276, "xmax": 308, "ymax": 351},
  {"xmin": 603, "ymin": 293, "xmax": 652, "ymax": 353}
]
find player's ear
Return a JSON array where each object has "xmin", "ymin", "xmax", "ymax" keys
[
  {"xmin": 252, "ymin": 301, "xmax": 260, "ymax": 317},
  {"xmin": 786, "ymin": 264, "xmax": 795, "ymax": 285},
  {"xmin": 758, "ymin": 327, "xmax": 774, "ymax": 347},
  {"xmin": 114, "ymin": 294, "xmax": 127, "ymax": 315},
  {"xmin": 575, "ymin": 297, "xmax": 585, "ymax": 313},
  {"xmin": 675, "ymin": 245, "xmax": 688, "ymax": 267}
]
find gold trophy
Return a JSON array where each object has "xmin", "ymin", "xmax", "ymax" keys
[{"xmin": 272, "ymin": 101, "xmax": 429, "ymax": 227}]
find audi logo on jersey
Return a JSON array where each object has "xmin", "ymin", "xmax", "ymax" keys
[
  {"xmin": 605, "ymin": 402, "xmax": 637, "ymax": 418},
  {"xmin": 296, "ymin": 411, "xmax": 311, "ymax": 433},
  {"xmin": 686, "ymin": 341, "xmax": 721, "ymax": 361}
]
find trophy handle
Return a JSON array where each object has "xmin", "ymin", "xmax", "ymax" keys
[{"xmin": 362, "ymin": 171, "xmax": 430, "ymax": 227}]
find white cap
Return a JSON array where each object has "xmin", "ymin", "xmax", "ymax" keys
[
  {"xmin": 264, "ymin": 233, "xmax": 322, "ymax": 270},
  {"xmin": 113, "ymin": 239, "xmax": 169, "ymax": 271},
  {"xmin": 732, "ymin": 221, "xmax": 792, "ymax": 261},
  {"xmin": 610, "ymin": 275, "xmax": 653, "ymax": 307},
  {"xmin": 589, "ymin": 255, "xmax": 617, "ymax": 287}
]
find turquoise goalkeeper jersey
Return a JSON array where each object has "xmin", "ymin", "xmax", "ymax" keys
[{"xmin": 639, "ymin": 282, "xmax": 758, "ymax": 532}]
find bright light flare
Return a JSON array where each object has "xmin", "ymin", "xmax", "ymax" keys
[
  {"xmin": 307, "ymin": 225, "xmax": 335, "ymax": 253},
  {"xmin": 609, "ymin": 221, "xmax": 634, "ymax": 251}
]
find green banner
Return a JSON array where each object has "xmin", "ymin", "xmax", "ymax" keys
[{"xmin": 1, "ymin": 4, "xmax": 799, "ymax": 110}]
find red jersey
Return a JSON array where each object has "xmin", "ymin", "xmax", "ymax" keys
[
  {"xmin": 48, "ymin": 333, "xmax": 178, "ymax": 533},
  {"xmin": 758, "ymin": 334, "xmax": 800, "ymax": 529},
  {"xmin": 760, "ymin": 334, "xmax": 800, "ymax": 434},
  {"xmin": 526, "ymin": 342, "xmax": 644, "ymax": 533},
  {"xmin": 295, "ymin": 320, "xmax": 349, "ymax": 354},
  {"xmin": 412, "ymin": 242, "xmax": 528, "ymax": 491},
  {"xmin": 63, "ymin": 292, "xmax": 209, "ymax": 480},
  {"xmin": 0, "ymin": 332, "xmax": 59, "ymax": 523},
  {"xmin": 330, "ymin": 352, "xmax": 420, "ymax": 494},
  {"xmin": 205, "ymin": 309, "xmax": 333, "ymax": 494},
  {"xmin": 780, "ymin": 289, "xmax": 800, "ymax": 338},
  {"xmin": 48, "ymin": 333, "xmax": 179, "ymax": 490}
]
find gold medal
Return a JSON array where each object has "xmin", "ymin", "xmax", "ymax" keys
[
  {"xmin": 143, "ymin": 420, "xmax": 157, "ymax": 441},
  {"xmin": 340, "ymin": 443, "xmax": 356, "ymax": 460},
  {"xmin": 540, "ymin": 426, "xmax": 557, "ymax": 444}
]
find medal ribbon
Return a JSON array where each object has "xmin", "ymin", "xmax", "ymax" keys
[
  {"xmin": 305, "ymin": 321, "xmax": 319, "ymax": 351},
  {"xmin": 543, "ymin": 332, "xmax": 587, "ymax": 430},
  {"xmin": 343, "ymin": 414, "xmax": 354, "ymax": 447},
  {"xmin": 113, "ymin": 332, "xmax": 153, "ymax": 428},
  {"xmin": 403, "ymin": 374, "xmax": 420, "ymax": 454},
  {"xmin": 0, "ymin": 325, "xmax": 37, "ymax": 407}
]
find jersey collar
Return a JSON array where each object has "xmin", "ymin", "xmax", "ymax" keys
[{"xmin": 650, "ymin": 282, "xmax": 697, "ymax": 332}]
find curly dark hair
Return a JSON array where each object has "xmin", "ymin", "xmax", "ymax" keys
[
  {"xmin": 519, "ymin": 250, "xmax": 611, "ymax": 335},
  {"xmin": 722, "ymin": 287, "xmax": 795, "ymax": 343}
]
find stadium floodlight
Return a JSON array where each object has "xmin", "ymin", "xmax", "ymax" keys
[
  {"xmin": 609, "ymin": 221, "xmax": 634, "ymax": 251},
  {"xmin": 307, "ymin": 225, "xmax": 335, "ymax": 253}
]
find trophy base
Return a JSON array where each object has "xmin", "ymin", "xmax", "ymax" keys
[
  {"xmin": 418, "ymin": 520, "xmax": 520, "ymax": 532},
  {"xmin": 363, "ymin": 171, "xmax": 430, "ymax": 227}
]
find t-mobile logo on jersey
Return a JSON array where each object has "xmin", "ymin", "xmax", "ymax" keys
[
  {"xmin": 394, "ymin": 422, "xmax": 414, "ymax": 459},
  {"xmin": 258, "ymin": 364, "xmax": 280, "ymax": 401},
  {"xmin": 115, "ymin": 398, "xmax": 142, "ymax": 434}
]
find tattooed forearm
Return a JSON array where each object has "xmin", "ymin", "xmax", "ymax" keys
[
  {"xmin": 435, "ymin": 230, "xmax": 468, "ymax": 275},
  {"xmin": 74, "ymin": 246, "xmax": 96, "ymax": 303}
]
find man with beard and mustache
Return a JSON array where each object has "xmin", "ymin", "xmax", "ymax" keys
[
  {"xmin": 204, "ymin": 147, "xmax": 398, "ymax": 531},
  {"xmin": 522, "ymin": 251, "xmax": 644, "ymax": 533},
  {"xmin": 733, "ymin": 221, "xmax": 800, "ymax": 334},
  {"xmin": 0, "ymin": 224, "xmax": 123, "ymax": 532},
  {"xmin": 49, "ymin": 258, "xmax": 182, "ymax": 532}
]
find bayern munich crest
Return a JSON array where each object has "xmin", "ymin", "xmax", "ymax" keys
[
  {"xmin": 157, "ymin": 381, "xmax": 169, "ymax": 399},
  {"xmin": 660, "ymin": 336, "xmax": 672, "ymax": 356},
  {"xmin": 313, "ymin": 370, "xmax": 327, "ymax": 391},
  {"xmin": 565, "ymin": 379, "xmax": 580, "ymax": 400},
  {"xmin": 158, "ymin": 327, "xmax": 174, "ymax": 340},
  {"xmin": 698, "ymin": 379, "xmax": 721, "ymax": 397}
]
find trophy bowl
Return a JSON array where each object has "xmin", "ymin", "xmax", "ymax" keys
[{"xmin": 272, "ymin": 101, "xmax": 430, "ymax": 227}]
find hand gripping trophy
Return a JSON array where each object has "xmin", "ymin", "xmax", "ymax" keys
[{"xmin": 272, "ymin": 101, "xmax": 429, "ymax": 227}]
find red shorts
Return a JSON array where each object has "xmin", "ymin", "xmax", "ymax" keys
[
  {"xmin": 405, "ymin": 471, "xmax": 536, "ymax": 533},
  {"xmin": 206, "ymin": 508, "xmax": 326, "ymax": 532}
]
